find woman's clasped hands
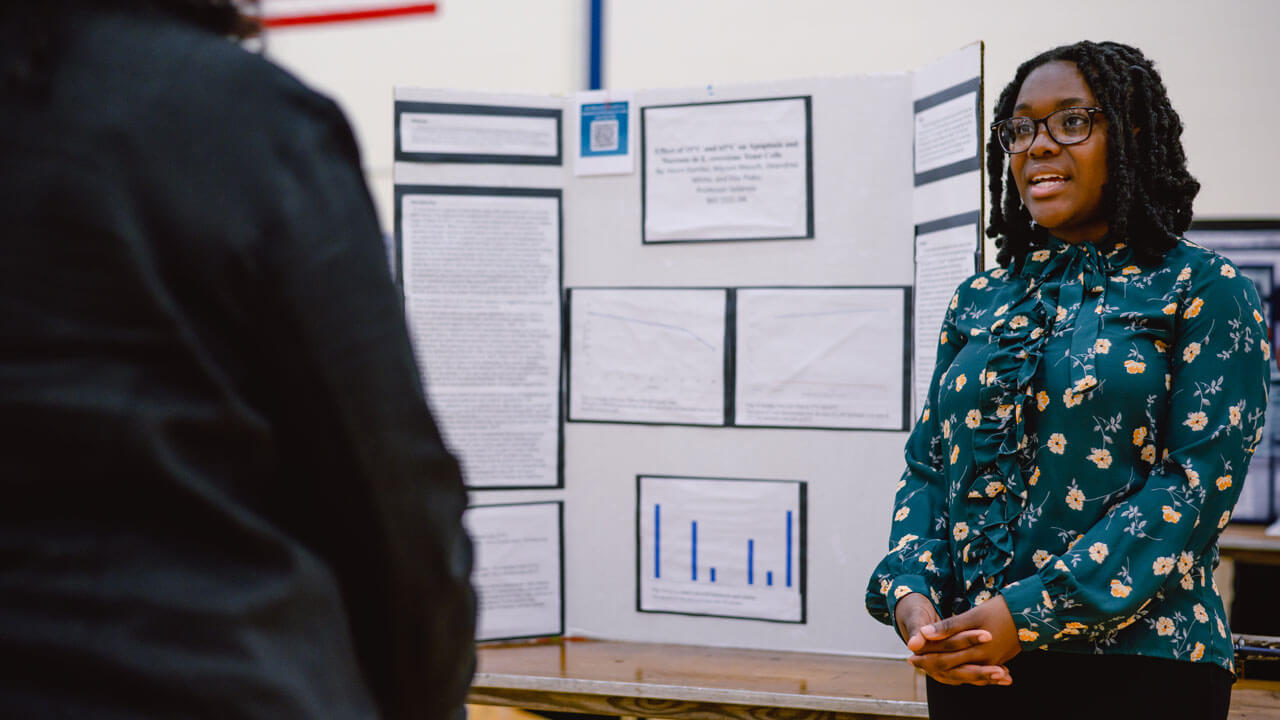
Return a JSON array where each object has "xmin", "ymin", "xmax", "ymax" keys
[{"xmin": 895, "ymin": 593, "xmax": 1022, "ymax": 686}]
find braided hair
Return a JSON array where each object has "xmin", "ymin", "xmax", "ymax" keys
[{"xmin": 987, "ymin": 41, "xmax": 1200, "ymax": 267}]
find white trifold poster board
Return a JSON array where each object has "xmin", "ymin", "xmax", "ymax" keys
[{"xmin": 393, "ymin": 43, "xmax": 983, "ymax": 656}]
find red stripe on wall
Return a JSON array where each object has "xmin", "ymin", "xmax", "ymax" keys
[{"xmin": 263, "ymin": 3, "xmax": 437, "ymax": 27}]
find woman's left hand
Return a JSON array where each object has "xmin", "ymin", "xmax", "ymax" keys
[{"xmin": 906, "ymin": 594, "xmax": 1022, "ymax": 685}]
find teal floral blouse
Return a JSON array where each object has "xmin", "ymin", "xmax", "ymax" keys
[{"xmin": 866, "ymin": 235, "xmax": 1270, "ymax": 673}]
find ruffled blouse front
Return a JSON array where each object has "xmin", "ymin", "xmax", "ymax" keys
[{"xmin": 866, "ymin": 236, "xmax": 1270, "ymax": 673}]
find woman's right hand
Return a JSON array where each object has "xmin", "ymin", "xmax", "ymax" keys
[{"xmin": 894, "ymin": 593, "xmax": 1011, "ymax": 686}]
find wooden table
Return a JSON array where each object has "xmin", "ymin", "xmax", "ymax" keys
[{"xmin": 471, "ymin": 637, "xmax": 1280, "ymax": 719}]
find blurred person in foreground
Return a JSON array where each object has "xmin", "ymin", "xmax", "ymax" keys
[{"xmin": 0, "ymin": 1, "xmax": 475, "ymax": 718}]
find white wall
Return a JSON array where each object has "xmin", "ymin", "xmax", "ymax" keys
[
  {"xmin": 264, "ymin": 0, "xmax": 1280, "ymax": 232},
  {"xmin": 606, "ymin": 0, "xmax": 1279, "ymax": 222}
]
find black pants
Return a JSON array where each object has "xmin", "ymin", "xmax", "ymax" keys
[{"xmin": 926, "ymin": 650, "xmax": 1233, "ymax": 720}]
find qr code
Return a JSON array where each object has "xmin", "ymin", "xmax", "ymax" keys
[{"xmin": 590, "ymin": 119, "xmax": 619, "ymax": 152}]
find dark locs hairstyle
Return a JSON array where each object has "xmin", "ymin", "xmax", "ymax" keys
[
  {"xmin": 986, "ymin": 41, "xmax": 1200, "ymax": 267},
  {"xmin": 3, "ymin": 0, "xmax": 260, "ymax": 95}
]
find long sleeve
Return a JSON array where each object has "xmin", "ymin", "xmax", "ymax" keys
[
  {"xmin": 1000, "ymin": 254, "xmax": 1269, "ymax": 651},
  {"xmin": 866, "ymin": 292, "xmax": 965, "ymax": 625}
]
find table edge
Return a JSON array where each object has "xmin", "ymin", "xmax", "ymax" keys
[{"xmin": 472, "ymin": 671, "xmax": 930, "ymax": 717}]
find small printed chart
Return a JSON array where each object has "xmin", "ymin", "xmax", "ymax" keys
[
  {"xmin": 637, "ymin": 475, "xmax": 805, "ymax": 623},
  {"xmin": 568, "ymin": 288, "xmax": 727, "ymax": 426},
  {"xmin": 735, "ymin": 287, "xmax": 909, "ymax": 430}
]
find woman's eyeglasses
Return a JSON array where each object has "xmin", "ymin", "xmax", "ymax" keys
[{"xmin": 991, "ymin": 107, "xmax": 1104, "ymax": 154}]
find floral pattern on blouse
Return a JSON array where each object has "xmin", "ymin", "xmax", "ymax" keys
[{"xmin": 866, "ymin": 236, "xmax": 1270, "ymax": 673}]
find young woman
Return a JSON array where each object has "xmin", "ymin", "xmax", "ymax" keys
[{"xmin": 866, "ymin": 41, "xmax": 1269, "ymax": 718}]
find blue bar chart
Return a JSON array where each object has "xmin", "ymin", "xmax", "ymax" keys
[{"xmin": 639, "ymin": 475, "xmax": 804, "ymax": 623}]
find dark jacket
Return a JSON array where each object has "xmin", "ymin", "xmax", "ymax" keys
[{"xmin": 0, "ymin": 5, "xmax": 475, "ymax": 718}]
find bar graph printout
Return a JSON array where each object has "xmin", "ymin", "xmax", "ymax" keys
[
  {"xmin": 568, "ymin": 288, "xmax": 727, "ymax": 425},
  {"xmin": 638, "ymin": 475, "xmax": 805, "ymax": 622}
]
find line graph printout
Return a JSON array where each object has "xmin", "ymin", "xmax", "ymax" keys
[
  {"xmin": 568, "ymin": 288, "xmax": 727, "ymax": 425},
  {"xmin": 638, "ymin": 475, "xmax": 805, "ymax": 623},
  {"xmin": 735, "ymin": 288, "xmax": 908, "ymax": 430}
]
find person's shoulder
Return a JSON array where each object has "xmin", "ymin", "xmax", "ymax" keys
[
  {"xmin": 1163, "ymin": 238, "xmax": 1250, "ymax": 286},
  {"xmin": 52, "ymin": 8, "xmax": 368, "ymax": 248},
  {"xmin": 1160, "ymin": 238, "xmax": 1263, "ymax": 322},
  {"xmin": 72, "ymin": 7, "xmax": 345, "ymax": 142},
  {"xmin": 173, "ymin": 25, "xmax": 339, "ymax": 123},
  {"xmin": 1160, "ymin": 236, "xmax": 1226, "ymax": 266},
  {"xmin": 952, "ymin": 265, "xmax": 1016, "ymax": 302}
]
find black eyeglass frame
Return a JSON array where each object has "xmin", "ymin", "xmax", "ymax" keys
[{"xmin": 990, "ymin": 106, "xmax": 1106, "ymax": 154}]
